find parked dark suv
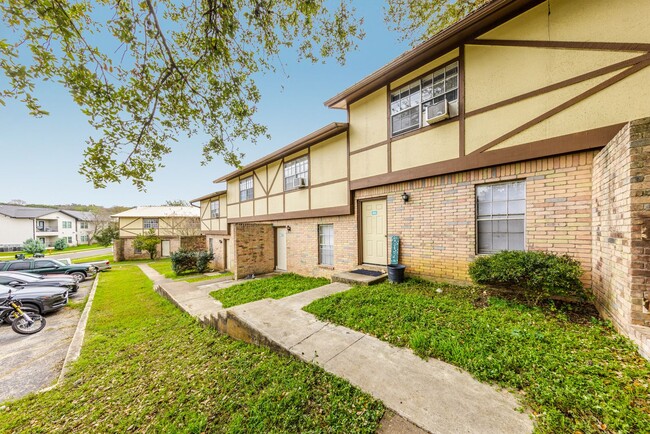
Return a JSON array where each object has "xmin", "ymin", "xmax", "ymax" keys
[{"xmin": 0, "ymin": 259, "xmax": 96, "ymax": 282}]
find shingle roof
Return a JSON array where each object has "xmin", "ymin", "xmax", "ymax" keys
[
  {"xmin": 0, "ymin": 205, "xmax": 59, "ymax": 219},
  {"xmin": 111, "ymin": 206, "xmax": 200, "ymax": 218},
  {"xmin": 62, "ymin": 210, "xmax": 98, "ymax": 221}
]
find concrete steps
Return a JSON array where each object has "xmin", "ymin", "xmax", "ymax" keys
[{"xmin": 332, "ymin": 269, "xmax": 387, "ymax": 286}]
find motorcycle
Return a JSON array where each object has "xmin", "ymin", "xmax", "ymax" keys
[{"xmin": 0, "ymin": 288, "xmax": 46, "ymax": 334}]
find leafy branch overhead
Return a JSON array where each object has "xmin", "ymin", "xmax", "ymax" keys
[{"xmin": 0, "ymin": 0, "xmax": 485, "ymax": 190}]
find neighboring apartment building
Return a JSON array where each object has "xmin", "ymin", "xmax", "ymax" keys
[
  {"xmin": 112, "ymin": 206, "xmax": 202, "ymax": 260},
  {"xmin": 194, "ymin": 0, "xmax": 650, "ymax": 357},
  {"xmin": 0, "ymin": 205, "xmax": 95, "ymax": 250}
]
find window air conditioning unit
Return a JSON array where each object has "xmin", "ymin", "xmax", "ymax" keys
[
  {"xmin": 425, "ymin": 100, "xmax": 450, "ymax": 124},
  {"xmin": 289, "ymin": 177, "xmax": 307, "ymax": 189}
]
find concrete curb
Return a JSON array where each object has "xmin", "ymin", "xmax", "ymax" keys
[{"xmin": 46, "ymin": 275, "xmax": 100, "ymax": 390}]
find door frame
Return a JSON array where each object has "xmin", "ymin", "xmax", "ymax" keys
[
  {"xmin": 357, "ymin": 196, "xmax": 388, "ymax": 266},
  {"xmin": 161, "ymin": 239, "xmax": 171, "ymax": 257},
  {"xmin": 275, "ymin": 226, "xmax": 287, "ymax": 271}
]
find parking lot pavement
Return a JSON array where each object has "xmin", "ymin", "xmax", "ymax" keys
[{"xmin": 0, "ymin": 278, "xmax": 94, "ymax": 403}]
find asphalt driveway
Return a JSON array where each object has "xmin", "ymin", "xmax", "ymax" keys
[{"xmin": 0, "ymin": 278, "xmax": 93, "ymax": 403}]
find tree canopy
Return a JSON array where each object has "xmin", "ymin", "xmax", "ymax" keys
[{"xmin": 1, "ymin": 0, "xmax": 486, "ymax": 190}]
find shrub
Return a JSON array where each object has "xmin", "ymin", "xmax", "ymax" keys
[
  {"xmin": 53, "ymin": 238, "xmax": 68, "ymax": 250},
  {"xmin": 22, "ymin": 238, "xmax": 45, "ymax": 254},
  {"xmin": 133, "ymin": 229, "xmax": 161, "ymax": 260},
  {"xmin": 95, "ymin": 224, "xmax": 119, "ymax": 246},
  {"xmin": 170, "ymin": 249, "xmax": 197, "ymax": 275},
  {"xmin": 171, "ymin": 249, "xmax": 214, "ymax": 275},
  {"xmin": 468, "ymin": 250, "xmax": 585, "ymax": 298},
  {"xmin": 196, "ymin": 251, "xmax": 214, "ymax": 273}
]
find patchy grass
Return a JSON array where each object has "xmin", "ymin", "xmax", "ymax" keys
[
  {"xmin": 304, "ymin": 278, "xmax": 650, "ymax": 434},
  {"xmin": 211, "ymin": 273, "xmax": 329, "ymax": 308},
  {"xmin": 0, "ymin": 264, "xmax": 383, "ymax": 433},
  {"xmin": 146, "ymin": 258, "xmax": 229, "ymax": 282},
  {"xmin": 184, "ymin": 272, "xmax": 233, "ymax": 283},
  {"xmin": 72, "ymin": 254, "xmax": 113, "ymax": 264},
  {"xmin": 0, "ymin": 244, "xmax": 105, "ymax": 260}
]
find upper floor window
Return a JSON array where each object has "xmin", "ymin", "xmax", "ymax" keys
[
  {"xmin": 476, "ymin": 181, "xmax": 525, "ymax": 254},
  {"xmin": 62, "ymin": 221, "xmax": 72, "ymax": 229},
  {"xmin": 80, "ymin": 221, "xmax": 89, "ymax": 229},
  {"xmin": 390, "ymin": 61, "xmax": 459, "ymax": 136},
  {"xmin": 210, "ymin": 200, "xmax": 220, "ymax": 218},
  {"xmin": 143, "ymin": 218, "xmax": 159, "ymax": 229},
  {"xmin": 240, "ymin": 176, "xmax": 254, "ymax": 202},
  {"xmin": 284, "ymin": 155, "xmax": 309, "ymax": 191}
]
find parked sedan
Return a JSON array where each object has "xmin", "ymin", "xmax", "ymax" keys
[
  {"xmin": 0, "ymin": 271, "xmax": 79, "ymax": 293},
  {"xmin": 57, "ymin": 257, "xmax": 111, "ymax": 272},
  {"xmin": 0, "ymin": 259, "xmax": 96, "ymax": 282},
  {"xmin": 0, "ymin": 284, "xmax": 68, "ymax": 322}
]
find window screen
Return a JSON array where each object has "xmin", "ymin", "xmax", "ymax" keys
[
  {"xmin": 284, "ymin": 156, "xmax": 309, "ymax": 191},
  {"xmin": 476, "ymin": 181, "xmax": 525, "ymax": 254},
  {"xmin": 318, "ymin": 224, "xmax": 334, "ymax": 266}
]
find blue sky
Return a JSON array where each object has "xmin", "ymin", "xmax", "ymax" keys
[{"xmin": 0, "ymin": 2, "xmax": 411, "ymax": 207}]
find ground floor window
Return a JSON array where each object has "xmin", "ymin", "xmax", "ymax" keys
[
  {"xmin": 67, "ymin": 237, "xmax": 73, "ymax": 244},
  {"xmin": 476, "ymin": 181, "xmax": 525, "ymax": 254},
  {"xmin": 80, "ymin": 235, "xmax": 88, "ymax": 242},
  {"xmin": 318, "ymin": 224, "xmax": 334, "ymax": 266},
  {"xmin": 134, "ymin": 244, "xmax": 142, "ymax": 254}
]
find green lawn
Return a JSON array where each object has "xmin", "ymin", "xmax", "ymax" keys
[
  {"xmin": 211, "ymin": 273, "xmax": 329, "ymax": 308},
  {"xmin": 304, "ymin": 279, "xmax": 650, "ymax": 434},
  {"xmin": 72, "ymin": 254, "xmax": 114, "ymax": 264},
  {"xmin": 0, "ymin": 264, "xmax": 383, "ymax": 433},
  {"xmin": 146, "ymin": 258, "xmax": 232, "ymax": 282},
  {"xmin": 0, "ymin": 243, "xmax": 107, "ymax": 259}
]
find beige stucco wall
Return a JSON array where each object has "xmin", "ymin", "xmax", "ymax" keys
[
  {"xmin": 390, "ymin": 49, "xmax": 460, "ymax": 89},
  {"xmin": 350, "ymin": 145, "xmax": 388, "ymax": 181},
  {"xmin": 267, "ymin": 161, "xmax": 283, "ymax": 195},
  {"xmin": 391, "ymin": 122, "xmax": 460, "ymax": 171},
  {"xmin": 199, "ymin": 195, "xmax": 228, "ymax": 233},
  {"xmin": 310, "ymin": 133, "xmax": 348, "ymax": 185},
  {"xmin": 349, "ymin": 88, "xmax": 387, "ymax": 152},
  {"xmin": 311, "ymin": 181, "xmax": 348, "ymax": 209},
  {"xmin": 285, "ymin": 189, "xmax": 309, "ymax": 213}
]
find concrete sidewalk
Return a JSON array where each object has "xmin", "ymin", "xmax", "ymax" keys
[{"xmin": 148, "ymin": 265, "xmax": 533, "ymax": 434}]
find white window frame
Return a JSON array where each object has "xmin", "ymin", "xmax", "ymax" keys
[
  {"xmin": 80, "ymin": 221, "xmax": 89, "ymax": 229},
  {"xmin": 239, "ymin": 176, "xmax": 254, "ymax": 202},
  {"xmin": 67, "ymin": 236, "xmax": 73, "ymax": 244},
  {"xmin": 284, "ymin": 155, "xmax": 309, "ymax": 191},
  {"xmin": 143, "ymin": 218, "xmax": 159, "ymax": 229},
  {"xmin": 62, "ymin": 221, "xmax": 72, "ymax": 229},
  {"xmin": 390, "ymin": 61, "xmax": 459, "ymax": 136},
  {"xmin": 476, "ymin": 181, "xmax": 526, "ymax": 254},
  {"xmin": 210, "ymin": 200, "xmax": 220, "ymax": 218},
  {"xmin": 318, "ymin": 224, "xmax": 334, "ymax": 266}
]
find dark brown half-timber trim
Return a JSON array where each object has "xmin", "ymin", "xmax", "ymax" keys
[
  {"xmin": 349, "ymin": 123, "xmax": 624, "ymax": 190},
  {"xmin": 268, "ymin": 159, "xmax": 283, "ymax": 195},
  {"xmin": 472, "ymin": 60, "xmax": 650, "ymax": 155},
  {"xmin": 213, "ymin": 123, "xmax": 348, "ymax": 183},
  {"xmin": 469, "ymin": 39, "xmax": 650, "ymax": 52},
  {"xmin": 386, "ymin": 85, "xmax": 392, "ymax": 173},
  {"xmin": 466, "ymin": 52, "xmax": 650, "ymax": 117},
  {"xmin": 311, "ymin": 177, "xmax": 348, "ymax": 189},
  {"xmin": 203, "ymin": 230, "xmax": 229, "ymax": 236},
  {"xmin": 253, "ymin": 171, "xmax": 268, "ymax": 196},
  {"xmin": 227, "ymin": 204, "xmax": 353, "ymax": 224},
  {"xmin": 459, "ymin": 45, "xmax": 466, "ymax": 156},
  {"xmin": 325, "ymin": 0, "xmax": 545, "ymax": 108}
]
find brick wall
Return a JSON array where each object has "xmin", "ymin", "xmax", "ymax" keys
[
  {"xmin": 270, "ymin": 215, "xmax": 358, "ymax": 278},
  {"xmin": 181, "ymin": 235, "xmax": 206, "ymax": 251},
  {"xmin": 355, "ymin": 151, "xmax": 597, "ymax": 284},
  {"xmin": 233, "ymin": 223, "xmax": 274, "ymax": 280},
  {"xmin": 592, "ymin": 118, "xmax": 650, "ymax": 339},
  {"xmin": 206, "ymin": 235, "xmax": 227, "ymax": 270},
  {"xmin": 115, "ymin": 236, "xmax": 182, "ymax": 260}
]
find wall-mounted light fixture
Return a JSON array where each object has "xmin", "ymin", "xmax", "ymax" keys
[
  {"xmin": 401, "ymin": 192, "xmax": 410, "ymax": 203},
  {"xmin": 219, "ymin": 239, "xmax": 223, "ymax": 244},
  {"xmin": 286, "ymin": 225, "xmax": 291, "ymax": 232}
]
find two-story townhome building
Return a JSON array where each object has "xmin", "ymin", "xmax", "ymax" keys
[
  {"xmin": 112, "ymin": 206, "xmax": 202, "ymax": 260},
  {"xmin": 0, "ymin": 205, "xmax": 90, "ymax": 250},
  {"xmin": 194, "ymin": 0, "xmax": 650, "ymax": 357}
]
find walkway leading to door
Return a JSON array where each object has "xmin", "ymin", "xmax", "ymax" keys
[{"xmin": 149, "ymin": 265, "xmax": 533, "ymax": 434}]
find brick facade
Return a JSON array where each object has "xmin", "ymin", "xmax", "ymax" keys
[
  {"xmin": 114, "ymin": 235, "xmax": 206, "ymax": 261},
  {"xmin": 232, "ymin": 223, "xmax": 275, "ymax": 280},
  {"xmin": 355, "ymin": 151, "xmax": 596, "ymax": 285},
  {"xmin": 592, "ymin": 118, "xmax": 650, "ymax": 358}
]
